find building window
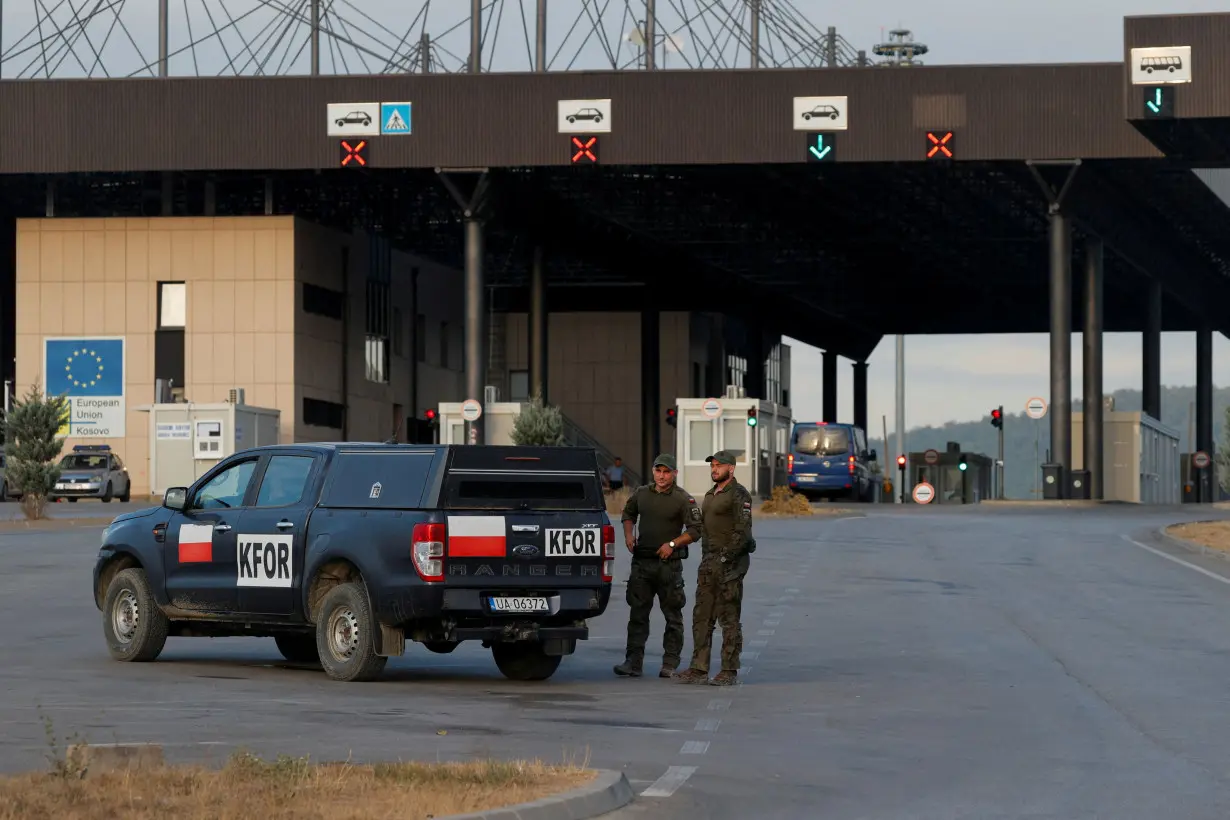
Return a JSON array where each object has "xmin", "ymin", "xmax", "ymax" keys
[
  {"xmin": 302, "ymin": 397, "xmax": 345, "ymax": 429},
  {"xmin": 416, "ymin": 313, "xmax": 426, "ymax": 363},
  {"xmin": 155, "ymin": 282, "xmax": 186, "ymax": 392},
  {"xmin": 158, "ymin": 282, "xmax": 186, "ymax": 328},
  {"xmin": 726, "ymin": 354, "xmax": 747, "ymax": 391},
  {"xmin": 303, "ymin": 282, "xmax": 344, "ymax": 320},
  {"xmin": 440, "ymin": 321, "xmax": 450, "ymax": 369},
  {"xmin": 365, "ymin": 277, "xmax": 390, "ymax": 384},
  {"xmin": 509, "ymin": 370, "xmax": 529, "ymax": 401}
]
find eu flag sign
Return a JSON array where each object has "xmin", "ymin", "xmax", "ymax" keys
[{"xmin": 44, "ymin": 337, "xmax": 126, "ymax": 437}]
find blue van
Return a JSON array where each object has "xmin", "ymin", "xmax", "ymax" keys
[{"xmin": 787, "ymin": 422, "xmax": 876, "ymax": 502}]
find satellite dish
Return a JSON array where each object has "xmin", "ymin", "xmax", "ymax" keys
[
  {"xmin": 626, "ymin": 25, "xmax": 646, "ymax": 47},
  {"xmin": 664, "ymin": 34, "xmax": 685, "ymax": 54}
]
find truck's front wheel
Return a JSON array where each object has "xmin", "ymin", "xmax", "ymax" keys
[
  {"xmin": 492, "ymin": 641, "xmax": 562, "ymax": 681},
  {"xmin": 315, "ymin": 582, "xmax": 387, "ymax": 682},
  {"xmin": 103, "ymin": 568, "xmax": 170, "ymax": 662}
]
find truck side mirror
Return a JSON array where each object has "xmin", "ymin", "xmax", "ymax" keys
[{"xmin": 164, "ymin": 487, "xmax": 188, "ymax": 511}]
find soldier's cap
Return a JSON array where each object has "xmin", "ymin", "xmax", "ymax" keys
[
  {"xmin": 705, "ymin": 451, "xmax": 737, "ymax": 465},
  {"xmin": 652, "ymin": 453, "xmax": 677, "ymax": 470}
]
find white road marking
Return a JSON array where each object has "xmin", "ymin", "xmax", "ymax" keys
[
  {"xmin": 641, "ymin": 765, "xmax": 699, "ymax": 798},
  {"xmin": 741, "ymin": 651, "xmax": 759, "ymax": 660},
  {"xmin": 786, "ymin": 588, "xmax": 801, "ymax": 594},
  {"xmin": 764, "ymin": 620, "xmax": 781, "ymax": 627},
  {"xmin": 681, "ymin": 740, "xmax": 710, "ymax": 754},
  {"xmin": 1123, "ymin": 535, "xmax": 1230, "ymax": 585},
  {"xmin": 749, "ymin": 639, "xmax": 769, "ymax": 647},
  {"xmin": 742, "ymin": 666, "xmax": 752, "ymax": 675},
  {"xmin": 758, "ymin": 629, "xmax": 776, "ymax": 636},
  {"xmin": 695, "ymin": 718, "xmax": 721, "ymax": 732},
  {"xmin": 708, "ymin": 699, "xmax": 731, "ymax": 711}
]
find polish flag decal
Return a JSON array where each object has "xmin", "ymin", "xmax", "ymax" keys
[
  {"xmin": 178, "ymin": 523, "xmax": 214, "ymax": 563},
  {"xmin": 446, "ymin": 515, "xmax": 507, "ymax": 558}
]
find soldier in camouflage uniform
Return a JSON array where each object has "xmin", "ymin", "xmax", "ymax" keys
[
  {"xmin": 674, "ymin": 450, "xmax": 755, "ymax": 687},
  {"xmin": 613, "ymin": 454, "xmax": 703, "ymax": 679}
]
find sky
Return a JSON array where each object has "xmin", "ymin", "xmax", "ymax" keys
[{"xmin": 1, "ymin": 0, "xmax": 1227, "ymax": 433}]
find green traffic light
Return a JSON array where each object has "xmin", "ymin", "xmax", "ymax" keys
[
  {"xmin": 958, "ymin": 462, "xmax": 967, "ymax": 471},
  {"xmin": 747, "ymin": 417, "xmax": 757, "ymax": 427}
]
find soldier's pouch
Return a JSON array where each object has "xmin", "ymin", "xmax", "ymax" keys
[
  {"xmin": 744, "ymin": 536, "xmax": 757, "ymax": 555},
  {"xmin": 721, "ymin": 552, "xmax": 751, "ymax": 584},
  {"xmin": 675, "ymin": 544, "xmax": 689, "ymax": 560}
]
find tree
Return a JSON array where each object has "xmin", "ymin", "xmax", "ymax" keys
[
  {"xmin": 3, "ymin": 382, "xmax": 70, "ymax": 520},
  {"xmin": 1218, "ymin": 405, "xmax": 1230, "ymax": 495},
  {"xmin": 510, "ymin": 392, "xmax": 565, "ymax": 447}
]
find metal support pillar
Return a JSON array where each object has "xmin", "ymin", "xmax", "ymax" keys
[
  {"xmin": 420, "ymin": 33, "xmax": 431, "ymax": 72},
  {"xmin": 1083, "ymin": 236, "xmax": 1104, "ymax": 499},
  {"xmin": 748, "ymin": 0, "xmax": 760, "ymax": 68},
  {"xmin": 822, "ymin": 350, "xmax": 837, "ymax": 423},
  {"xmin": 535, "ymin": 0, "xmax": 547, "ymax": 72},
  {"xmin": 641, "ymin": 308, "xmax": 661, "ymax": 479},
  {"xmin": 409, "ymin": 266, "xmax": 420, "ymax": 425},
  {"xmin": 529, "ymin": 245, "xmax": 548, "ymax": 401},
  {"xmin": 1027, "ymin": 159, "xmax": 1081, "ymax": 498},
  {"xmin": 438, "ymin": 170, "xmax": 492, "ymax": 445},
  {"xmin": 894, "ymin": 334, "xmax": 904, "ymax": 502},
  {"xmin": 1197, "ymin": 325, "xmax": 1214, "ymax": 502},
  {"xmin": 644, "ymin": 0, "xmax": 656, "ymax": 70},
  {"xmin": 852, "ymin": 362, "xmax": 868, "ymax": 435},
  {"xmin": 160, "ymin": 173, "xmax": 173, "ymax": 216},
  {"xmin": 310, "ymin": 0, "xmax": 320, "ymax": 75},
  {"xmin": 157, "ymin": 0, "xmax": 168, "ymax": 77},
  {"xmin": 469, "ymin": 0, "xmax": 481, "ymax": 73},
  {"xmin": 1142, "ymin": 280, "xmax": 1162, "ymax": 420},
  {"xmin": 825, "ymin": 26, "xmax": 837, "ymax": 67}
]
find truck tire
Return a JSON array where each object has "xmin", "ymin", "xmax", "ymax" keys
[
  {"xmin": 492, "ymin": 641, "xmax": 563, "ymax": 681},
  {"xmin": 103, "ymin": 567, "xmax": 170, "ymax": 662},
  {"xmin": 275, "ymin": 634, "xmax": 320, "ymax": 664},
  {"xmin": 315, "ymin": 582, "xmax": 387, "ymax": 682}
]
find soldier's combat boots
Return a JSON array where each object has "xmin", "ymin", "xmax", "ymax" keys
[
  {"xmin": 671, "ymin": 667, "xmax": 709, "ymax": 684},
  {"xmin": 613, "ymin": 659, "xmax": 643, "ymax": 677},
  {"xmin": 659, "ymin": 664, "xmax": 677, "ymax": 678},
  {"xmin": 708, "ymin": 670, "xmax": 737, "ymax": 686}
]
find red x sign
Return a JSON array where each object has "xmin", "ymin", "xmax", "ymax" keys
[
  {"xmin": 925, "ymin": 131, "xmax": 954, "ymax": 159},
  {"xmin": 570, "ymin": 136, "xmax": 599, "ymax": 164},
  {"xmin": 339, "ymin": 139, "xmax": 368, "ymax": 167}
]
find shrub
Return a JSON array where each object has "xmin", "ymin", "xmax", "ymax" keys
[
  {"xmin": 511, "ymin": 393, "xmax": 565, "ymax": 447},
  {"xmin": 3, "ymin": 382, "xmax": 70, "ymax": 520}
]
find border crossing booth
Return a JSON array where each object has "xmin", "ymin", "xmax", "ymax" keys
[{"xmin": 673, "ymin": 396, "xmax": 792, "ymax": 501}]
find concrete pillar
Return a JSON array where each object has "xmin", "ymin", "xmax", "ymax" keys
[
  {"xmin": 1048, "ymin": 210, "xmax": 1072, "ymax": 495},
  {"xmin": 1083, "ymin": 237, "xmax": 1104, "ymax": 499},
  {"xmin": 1196, "ymin": 325, "xmax": 1214, "ymax": 502},
  {"xmin": 464, "ymin": 217, "xmax": 486, "ymax": 444},
  {"xmin": 529, "ymin": 245, "xmax": 548, "ymax": 400},
  {"xmin": 822, "ymin": 350, "xmax": 837, "ymax": 423},
  {"xmin": 852, "ymin": 361, "xmax": 868, "ymax": 434},
  {"xmin": 641, "ymin": 308, "xmax": 661, "ymax": 478},
  {"xmin": 1143, "ymin": 280, "xmax": 1162, "ymax": 420}
]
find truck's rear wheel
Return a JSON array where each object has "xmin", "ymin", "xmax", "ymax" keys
[
  {"xmin": 315, "ymin": 582, "xmax": 387, "ymax": 682},
  {"xmin": 275, "ymin": 634, "xmax": 320, "ymax": 664},
  {"xmin": 492, "ymin": 641, "xmax": 562, "ymax": 681},
  {"xmin": 103, "ymin": 567, "xmax": 169, "ymax": 662}
]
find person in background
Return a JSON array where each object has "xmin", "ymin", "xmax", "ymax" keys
[{"xmin": 605, "ymin": 457, "xmax": 625, "ymax": 493}]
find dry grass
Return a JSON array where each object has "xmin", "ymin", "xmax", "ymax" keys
[
  {"xmin": 0, "ymin": 751, "xmax": 596, "ymax": 820},
  {"xmin": 1166, "ymin": 520, "xmax": 1230, "ymax": 554},
  {"xmin": 759, "ymin": 486, "xmax": 815, "ymax": 516},
  {"xmin": 605, "ymin": 485, "xmax": 632, "ymax": 517}
]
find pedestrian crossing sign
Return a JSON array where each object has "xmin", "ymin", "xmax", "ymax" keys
[{"xmin": 380, "ymin": 102, "xmax": 412, "ymax": 135}]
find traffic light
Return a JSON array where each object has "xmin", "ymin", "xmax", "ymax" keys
[
  {"xmin": 958, "ymin": 454, "xmax": 968, "ymax": 472},
  {"xmin": 990, "ymin": 406, "xmax": 1003, "ymax": 429},
  {"xmin": 665, "ymin": 407, "xmax": 677, "ymax": 427},
  {"xmin": 896, "ymin": 454, "xmax": 906, "ymax": 469},
  {"xmin": 746, "ymin": 407, "xmax": 758, "ymax": 427},
  {"xmin": 424, "ymin": 408, "xmax": 438, "ymax": 426}
]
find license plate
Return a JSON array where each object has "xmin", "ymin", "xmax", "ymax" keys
[
  {"xmin": 545, "ymin": 528, "xmax": 600, "ymax": 558},
  {"xmin": 797, "ymin": 475, "xmax": 816, "ymax": 482},
  {"xmin": 488, "ymin": 596, "xmax": 549, "ymax": 613}
]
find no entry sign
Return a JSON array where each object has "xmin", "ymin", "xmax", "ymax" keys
[
  {"xmin": 1193, "ymin": 450, "xmax": 1211, "ymax": 469},
  {"xmin": 912, "ymin": 482, "xmax": 935, "ymax": 505}
]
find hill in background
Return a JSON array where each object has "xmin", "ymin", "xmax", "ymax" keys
[{"xmin": 865, "ymin": 386, "xmax": 1229, "ymax": 499}]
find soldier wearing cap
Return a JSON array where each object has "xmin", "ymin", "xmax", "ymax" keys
[
  {"xmin": 613, "ymin": 453, "xmax": 702, "ymax": 679},
  {"xmin": 674, "ymin": 450, "xmax": 755, "ymax": 687}
]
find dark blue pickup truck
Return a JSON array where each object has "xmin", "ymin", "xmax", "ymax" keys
[{"xmin": 92, "ymin": 443, "xmax": 615, "ymax": 683}]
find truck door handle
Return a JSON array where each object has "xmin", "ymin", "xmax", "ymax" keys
[
  {"xmin": 276, "ymin": 521, "xmax": 294, "ymax": 530},
  {"xmin": 214, "ymin": 524, "xmax": 232, "ymax": 533}
]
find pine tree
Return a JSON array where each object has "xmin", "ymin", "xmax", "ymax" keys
[
  {"xmin": 3, "ymin": 382, "xmax": 70, "ymax": 520},
  {"xmin": 511, "ymin": 392, "xmax": 565, "ymax": 447}
]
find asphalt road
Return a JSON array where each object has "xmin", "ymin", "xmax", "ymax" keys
[{"xmin": 7, "ymin": 503, "xmax": 1230, "ymax": 818}]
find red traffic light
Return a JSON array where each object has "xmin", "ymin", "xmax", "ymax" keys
[
  {"xmin": 424, "ymin": 408, "xmax": 437, "ymax": 420},
  {"xmin": 991, "ymin": 408, "xmax": 1002, "ymax": 420},
  {"xmin": 896, "ymin": 454, "xmax": 906, "ymax": 467}
]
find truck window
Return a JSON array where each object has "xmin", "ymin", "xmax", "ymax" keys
[
  {"xmin": 441, "ymin": 473, "xmax": 601, "ymax": 511},
  {"xmin": 318, "ymin": 450, "xmax": 437, "ymax": 508},
  {"xmin": 254, "ymin": 455, "xmax": 315, "ymax": 507},
  {"xmin": 795, "ymin": 427, "xmax": 850, "ymax": 457}
]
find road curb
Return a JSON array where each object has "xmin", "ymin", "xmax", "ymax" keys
[
  {"xmin": 0, "ymin": 515, "xmax": 116, "ymax": 532},
  {"xmin": 442, "ymin": 769, "xmax": 634, "ymax": 820},
  {"xmin": 1155, "ymin": 523, "xmax": 1230, "ymax": 564}
]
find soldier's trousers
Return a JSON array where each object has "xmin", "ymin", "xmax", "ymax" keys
[
  {"xmin": 624, "ymin": 557, "xmax": 687, "ymax": 668},
  {"xmin": 688, "ymin": 551, "xmax": 750, "ymax": 673}
]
